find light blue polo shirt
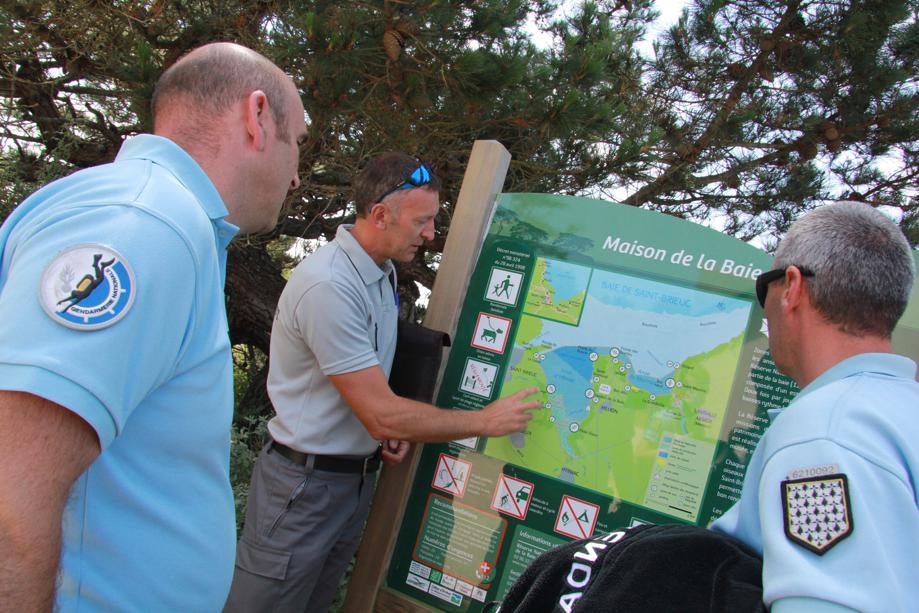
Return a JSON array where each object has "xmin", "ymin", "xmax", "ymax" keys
[
  {"xmin": 711, "ymin": 353, "xmax": 919, "ymax": 613},
  {"xmin": 0, "ymin": 135, "xmax": 239, "ymax": 612}
]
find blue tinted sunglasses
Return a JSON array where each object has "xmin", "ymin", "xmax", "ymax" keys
[{"xmin": 375, "ymin": 163, "xmax": 433, "ymax": 203}]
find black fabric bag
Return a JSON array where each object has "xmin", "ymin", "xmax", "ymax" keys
[
  {"xmin": 388, "ymin": 319, "xmax": 451, "ymax": 403},
  {"xmin": 492, "ymin": 523, "xmax": 766, "ymax": 613}
]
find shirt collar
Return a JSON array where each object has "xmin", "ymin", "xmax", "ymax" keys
[
  {"xmin": 116, "ymin": 134, "xmax": 231, "ymax": 223},
  {"xmin": 769, "ymin": 352, "xmax": 918, "ymax": 421},
  {"xmin": 335, "ymin": 224, "xmax": 394, "ymax": 286}
]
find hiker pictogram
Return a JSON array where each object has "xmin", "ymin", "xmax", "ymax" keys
[
  {"xmin": 485, "ymin": 267, "xmax": 523, "ymax": 306},
  {"xmin": 494, "ymin": 275, "xmax": 514, "ymax": 298}
]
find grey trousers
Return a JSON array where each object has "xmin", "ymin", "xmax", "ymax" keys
[{"xmin": 223, "ymin": 443, "xmax": 377, "ymax": 613}]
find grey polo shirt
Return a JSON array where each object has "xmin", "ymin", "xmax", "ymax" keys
[{"xmin": 266, "ymin": 224, "xmax": 399, "ymax": 456}]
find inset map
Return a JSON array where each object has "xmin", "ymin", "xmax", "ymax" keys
[
  {"xmin": 485, "ymin": 267, "xmax": 753, "ymax": 522},
  {"xmin": 523, "ymin": 258, "xmax": 590, "ymax": 325}
]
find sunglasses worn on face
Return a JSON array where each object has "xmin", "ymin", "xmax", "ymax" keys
[
  {"xmin": 374, "ymin": 163, "xmax": 433, "ymax": 204},
  {"xmin": 755, "ymin": 266, "xmax": 815, "ymax": 308}
]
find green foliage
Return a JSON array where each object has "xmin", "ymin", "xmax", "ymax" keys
[
  {"xmin": 2, "ymin": 0, "xmax": 915, "ymax": 250},
  {"xmin": 230, "ymin": 344, "xmax": 271, "ymax": 533},
  {"xmin": 229, "ymin": 412, "xmax": 270, "ymax": 534},
  {"xmin": 232, "ymin": 344, "xmax": 267, "ymax": 407},
  {"xmin": 0, "ymin": 151, "xmax": 42, "ymax": 220},
  {"xmin": 902, "ymin": 201, "xmax": 919, "ymax": 246},
  {"xmin": 637, "ymin": 0, "xmax": 919, "ymax": 242}
]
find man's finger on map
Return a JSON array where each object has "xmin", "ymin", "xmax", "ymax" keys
[
  {"xmin": 512, "ymin": 396, "xmax": 540, "ymax": 411},
  {"xmin": 511, "ymin": 386, "xmax": 540, "ymax": 399}
]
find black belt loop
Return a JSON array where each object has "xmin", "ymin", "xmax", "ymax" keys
[{"xmin": 270, "ymin": 440, "xmax": 382, "ymax": 474}]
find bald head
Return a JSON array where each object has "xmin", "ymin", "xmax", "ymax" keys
[
  {"xmin": 152, "ymin": 42, "xmax": 295, "ymax": 144},
  {"xmin": 148, "ymin": 42, "xmax": 307, "ymax": 234}
]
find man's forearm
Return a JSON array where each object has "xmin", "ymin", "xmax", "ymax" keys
[
  {"xmin": 0, "ymin": 524, "xmax": 60, "ymax": 612},
  {"xmin": 331, "ymin": 367, "xmax": 538, "ymax": 442},
  {"xmin": 0, "ymin": 391, "xmax": 100, "ymax": 613},
  {"xmin": 366, "ymin": 388, "xmax": 539, "ymax": 442},
  {"xmin": 366, "ymin": 396, "xmax": 484, "ymax": 442}
]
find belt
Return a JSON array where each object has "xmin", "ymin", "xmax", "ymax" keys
[{"xmin": 269, "ymin": 441, "xmax": 382, "ymax": 475}]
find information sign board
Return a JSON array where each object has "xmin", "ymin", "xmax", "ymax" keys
[{"xmin": 384, "ymin": 193, "xmax": 919, "ymax": 611}]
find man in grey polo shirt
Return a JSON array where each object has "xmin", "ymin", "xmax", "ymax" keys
[{"xmin": 224, "ymin": 152, "xmax": 540, "ymax": 612}]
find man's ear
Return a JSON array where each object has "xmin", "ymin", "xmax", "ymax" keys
[
  {"xmin": 369, "ymin": 202, "xmax": 388, "ymax": 229},
  {"xmin": 781, "ymin": 265, "xmax": 808, "ymax": 312},
  {"xmin": 245, "ymin": 90, "xmax": 268, "ymax": 151}
]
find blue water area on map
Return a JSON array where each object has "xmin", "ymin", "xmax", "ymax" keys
[
  {"xmin": 542, "ymin": 349, "xmax": 593, "ymax": 456},
  {"xmin": 591, "ymin": 268, "xmax": 746, "ymax": 317},
  {"xmin": 544, "ymin": 259, "xmax": 590, "ymax": 302},
  {"xmin": 627, "ymin": 372, "xmax": 672, "ymax": 396},
  {"xmin": 553, "ymin": 345, "xmax": 596, "ymax": 383},
  {"xmin": 546, "ymin": 271, "xmax": 753, "ymax": 383}
]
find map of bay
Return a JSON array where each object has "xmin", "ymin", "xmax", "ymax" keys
[{"xmin": 485, "ymin": 260, "xmax": 752, "ymax": 522}]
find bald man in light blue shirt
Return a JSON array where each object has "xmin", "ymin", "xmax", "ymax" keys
[{"xmin": 0, "ymin": 43, "xmax": 307, "ymax": 612}]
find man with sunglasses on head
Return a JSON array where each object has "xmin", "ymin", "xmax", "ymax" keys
[
  {"xmin": 225, "ymin": 152, "xmax": 541, "ymax": 612},
  {"xmin": 710, "ymin": 201, "xmax": 919, "ymax": 612}
]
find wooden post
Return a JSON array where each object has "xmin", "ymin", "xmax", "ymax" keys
[{"xmin": 343, "ymin": 141, "xmax": 511, "ymax": 612}]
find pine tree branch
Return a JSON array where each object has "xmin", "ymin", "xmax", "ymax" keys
[{"xmin": 624, "ymin": 1, "xmax": 803, "ymax": 207}]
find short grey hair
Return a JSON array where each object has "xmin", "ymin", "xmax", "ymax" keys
[{"xmin": 774, "ymin": 201, "xmax": 915, "ymax": 337}]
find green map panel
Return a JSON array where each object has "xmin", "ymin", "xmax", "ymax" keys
[
  {"xmin": 486, "ymin": 266, "xmax": 751, "ymax": 522},
  {"xmin": 385, "ymin": 193, "xmax": 919, "ymax": 612}
]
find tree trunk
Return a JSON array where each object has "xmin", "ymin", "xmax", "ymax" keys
[{"xmin": 226, "ymin": 241, "xmax": 285, "ymax": 421}]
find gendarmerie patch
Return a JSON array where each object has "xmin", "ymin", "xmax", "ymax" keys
[
  {"xmin": 781, "ymin": 473, "xmax": 853, "ymax": 555},
  {"xmin": 39, "ymin": 244, "xmax": 135, "ymax": 331}
]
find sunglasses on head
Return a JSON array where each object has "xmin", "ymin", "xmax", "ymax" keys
[
  {"xmin": 755, "ymin": 266, "xmax": 815, "ymax": 308},
  {"xmin": 374, "ymin": 163, "xmax": 433, "ymax": 204}
]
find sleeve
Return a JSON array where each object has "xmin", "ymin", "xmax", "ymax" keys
[
  {"xmin": 771, "ymin": 597, "xmax": 859, "ymax": 613},
  {"xmin": 0, "ymin": 204, "xmax": 197, "ymax": 449},
  {"xmin": 757, "ymin": 439, "xmax": 916, "ymax": 611},
  {"xmin": 296, "ymin": 279, "xmax": 380, "ymax": 376}
]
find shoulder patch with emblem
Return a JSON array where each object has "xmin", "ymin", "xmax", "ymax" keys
[
  {"xmin": 39, "ymin": 244, "xmax": 135, "ymax": 331},
  {"xmin": 781, "ymin": 473, "xmax": 853, "ymax": 555}
]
